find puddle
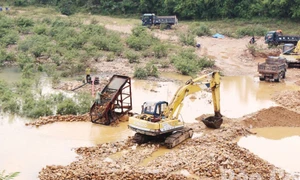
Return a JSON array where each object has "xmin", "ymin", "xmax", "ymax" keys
[
  {"xmin": 238, "ymin": 127, "xmax": 300, "ymax": 173},
  {"xmin": 138, "ymin": 147, "xmax": 171, "ymax": 166},
  {"xmin": 0, "ymin": 113, "xmax": 134, "ymax": 180}
]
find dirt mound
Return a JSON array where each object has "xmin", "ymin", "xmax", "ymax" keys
[
  {"xmin": 243, "ymin": 106, "xmax": 300, "ymax": 128},
  {"xmin": 272, "ymin": 90, "xmax": 300, "ymax": 113}
]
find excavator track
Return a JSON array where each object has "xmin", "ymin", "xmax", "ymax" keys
[
  {"xmin": 164, "ymin": 127, "xmax": 193, "ymax": 149},
  {"xmin": 132, "ymin": 133, "xmax": 151, "ymax": 144}
]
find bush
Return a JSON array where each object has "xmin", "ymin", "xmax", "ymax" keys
[
  {"xmin": 57, "ymin": 98, "xmax": 79, "ymax": 115},
  {"xmin": 192, "ymin": 24, "xmax": 211, "ymax": 36},
  {"xmin": 160, "ymin": 59, "xmax": 170, "ymax": 68},
  {"xmin": 0, "ymin": 31, "xmax": 19, "ymax": 47},
  {"xmin": 76, "ymin": 92, "xmax": 93, "ymax": 114},
  {"xmin": 153, "ymin": 44, "xmax": 167, "ymax": 58},
  {"xmin": 236, "ymin": 25, "xmax": 268, "ymax": 37},
  {"xmin": 171, "ymin": 49, "xmax": 214, "ymax": 75},
  {"xmin": 34, "ymin": 25, "xmax": 47, "ymax": 35},
  {"xmin": 133, "ymin": 66, "xmax": 148, "ymax": 79},
  {"xmin": 126, "ymin": 26, "xmax": 154, "ymax": 51},
  {"xmin": 16, "ymin": 17, "xmax": 34, "ymax": 27},
  {"xmin": 58, "ymin": 0, "xmax": 76, "ymax": 16},
  {"xmin": 145, "ymin": 62, "xmax": 158, "ymax": 77},
  {"xmin": 125, "ymin": 50, "xmax": 140, "ymax": 63},
  {"xmin": 18, "ymin": 35, "xmax": 50, "ymax": 57},
  {"xmin": 0, "ymin": 50, "xmax": 16, "ymax": 64},
  {"xmin": 179, "ymin": 32, "xmax": 196, "ymax": 46},
  {"xmin": 106, "ymin": 53, "xmax": 115, "ymax": 62}
]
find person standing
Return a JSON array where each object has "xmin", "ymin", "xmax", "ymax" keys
[{"xmin": 86, "ymin": 67, "xmax": 91, "ymax": 83}]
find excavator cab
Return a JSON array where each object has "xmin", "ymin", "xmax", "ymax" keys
[{"xmin": 140, "ymin": 101, "xmax": 168, "ymax": 122}]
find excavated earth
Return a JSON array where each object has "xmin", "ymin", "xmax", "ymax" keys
[{"xmin": 36, "ymin": 114, "xmax": 300, "ymax": 180}]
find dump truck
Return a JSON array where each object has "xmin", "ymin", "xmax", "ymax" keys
[
  {"xmin": 142, "ymin": 13, "xmax": 178, "ymax": 28},
  {"xmin": 280, "ymin": 41, "xmax": 300, "ymax": 68},
  {"xmin": 258, "ymin": 56, "xmax": 287, "ymax": 82},
  {"xmin": 265, "ymin": 30, "xmax": 300, "ymax": 46},
  {"xmin": 128, "ymin": 72, "xmax": 223, "ymax": 148},
  {"xmin": 90, "ymin": 75, "xmax": 132, "ymax": 125}
]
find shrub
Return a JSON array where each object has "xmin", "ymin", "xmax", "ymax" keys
[
  {"xmin": 57, "ymin": 98, "xmax": 79, "ymax": 115},
  {"xmin": 125, "ymin": 50, "xmax": 140, "ymax": 63},
  {"xmin": 58, "ymin": 0, "xmax": 76, "ymax": 16},
  {"xmin": 18, "ymin": 35, "xmax": 50, "ymax": 57},
  {"xmin": 160, "ymin": 59, "xmax": 170, "ymax": 68},
  {"xmin": 34, "ymin": 25, "xmax": 47, "ymax": 35},
  {"xmin": 134, "ymin": 66, "xmax": 148, "ymax": 79},
  {"xmin": 16, "ymin": 17, "xmax": 34, "ymax": 27},
  {"xmin": 106, "ymin": 53, "xmax": 115, "ymax": 62},
  {"xmin": 179, "ymin": 32, "xmax": 196, "ymax": 46},
  {"xmin": 16, "ymin": 53, "xmax": 34, "ymax": 70},
  {"xmin": 236, "ymin": 25, "xmax": 268, "ymax": 37},
  {"xmin": 76, "ymin": 92, "xmax": 93, "ymax": 114},
  {"xmin": 0, "ymin": 50, "xmax": 16, "ymax": 64},
  {"xmin": 126, "ymin": 26, "xmax": 154, "ymax": 51},
  {"xmin": 145, "ymin": 62, "xmax": 158, "ymax": 77},
  {"xmin": 0, "ymin": 31, "xmax": 19, "ymax": 47},
  {"xmin": 153, "ymin": 44, "xmax": 167, "ymax": 58},
  {"xmin": 171, "ymin": 49, "xmax": 213, "ymax": 75},
  {"xmin": 2, "ymin": 99, "xmax": 20, "ymax": 114},
  {"xmin": 192, "ymin": 24, "xmax": 211, "ymax": 36}
]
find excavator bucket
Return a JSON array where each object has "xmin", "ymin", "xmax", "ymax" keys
[
  {"xmin": 202, "ymin": 116, "xmax": 223, "ymax": 129},
  {"xmin": 90, "ymin": 75, "xmax": 132, "ymax": 125}
]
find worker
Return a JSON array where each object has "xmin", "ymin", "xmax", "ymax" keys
[
  {"xmin": 249, "ymin": 36, "xmax": 255, "ymax": 44},
  {"xmin": 86, "ymin": 67, "xmax": 91, "ymax": 83},
  {"xmin": 95, "ymin": 90, "xmax": 102, "ymax": 105},
  {"xmin": 196, "ymin": 43, "xmax": 201, "ymax": 48}
]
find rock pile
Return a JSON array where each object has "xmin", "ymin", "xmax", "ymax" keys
[
  {"xmin": 25, "ymin": 114, "xmax": 90, "ymax": 127},
  {"xmin": 38, "ymin": 118, "xmax": 295, "ymax": 180},
  {"xmin": 272, "ymin": 90, "xmax": 300, "ymax": 113}
]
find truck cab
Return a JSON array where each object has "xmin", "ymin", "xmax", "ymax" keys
[
  {"xmin": 265, "ymin": 31, "xmax": 277, "ymax": 45},
  {"xmin": 142, "ymin": 13, "xmax": 155, "ymax": 26}
]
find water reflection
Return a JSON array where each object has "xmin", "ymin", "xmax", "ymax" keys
[{"xmin": 239, "ymin": 127, "xmax": 300, "ymax": 173}]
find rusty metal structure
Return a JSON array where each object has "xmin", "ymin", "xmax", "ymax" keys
[{"xmin": 90, "ymin": 75, "xmax": 132, "ymax": 125}]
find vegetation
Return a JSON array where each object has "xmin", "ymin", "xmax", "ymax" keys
[
  {"xmin": 133, "ymin": 62, "xmax": 158, "ymax": 79},
  {"xmin": 0, "ymin": 170, "xmax": 20, "ymax": 180},
  {"xmin": 171, "ymin": 49, "xmax": 214, "ymax": 75},
  {"xmin": 8, "ymin": 0, "xmax": 300, "ymax": 20}
]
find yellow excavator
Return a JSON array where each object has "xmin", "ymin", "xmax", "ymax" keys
[
  {"xmin": 128, "ymin": 72, "xmax": 223, "ymax": 148},
  {"xmin": 280, "ymin": 40, "xmax": 300, "ymax": 68}
]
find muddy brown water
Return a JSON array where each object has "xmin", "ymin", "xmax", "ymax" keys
[
  {"xmin": 1, "ymin": 72, "xmax": 300, "ymax": 179},
  {"xmin": 238, "ymin": 127, "xmax": 300, "ymax": 173}
]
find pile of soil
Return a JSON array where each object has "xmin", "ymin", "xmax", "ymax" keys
[
  {"xmin": 272, "ymin": 90, "xmax": 300, "ymax": 113},
  {"xmin": 243, "ymin": 106, "xmax": 300, "ymax": 128},
  {"xmin": 38, "ymin": 118, "xmax": 294, "ymax": 180}
]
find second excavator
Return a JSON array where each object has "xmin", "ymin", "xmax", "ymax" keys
[{"xmin": 128, "ymin": 72, "xmax": 223, "ymax": 148}]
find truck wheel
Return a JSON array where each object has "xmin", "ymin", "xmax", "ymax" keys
[
  {"xmin": 166, "ymin": 24, "xmax": 171, "ymax": 29},
  {"xmin": 259, "ymin": 77, "xmax": 265, "ymax": 81}
]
